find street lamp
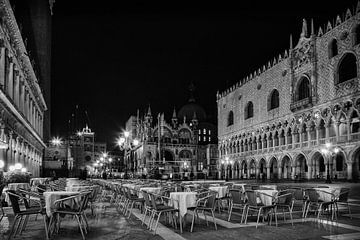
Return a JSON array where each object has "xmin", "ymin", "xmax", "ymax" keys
[
  {"xmin": 321, "ymin": 142, "xmax": 339, "ymax": 184},
  {"xmin": 117, "ymin": 131, "xmax": 139, "ymax": 178}
]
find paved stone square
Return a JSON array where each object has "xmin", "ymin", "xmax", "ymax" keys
[{"xmin": 1, "ymin": 181, "xmax": 360, "ymax": 240}]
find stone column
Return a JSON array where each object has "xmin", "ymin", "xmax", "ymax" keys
[
  {"xmin": 7, "ymin": 62, "xmax": 13, "ymax": 99},
  {"xmin": 347, "ymin": 120, "xmax": 351, "ymax": 141},
  {"xmin": 267, "ymin": 166, "xmax": 271, "ymax": 180},
  {"xmin": 306, "ymin": 126, "xmax": 311, "ymax": 143},
  {"xmin": 0, "ymin": 48, "xmax": 5, "ymax": 88},
  {"xmin": 278, "ymin": 165, "xmax": 282, "ymax": 180},
  {"xmin": 335, "ymin": 121, "xmax": 340, "ymax": 141},
  {"xmin": 291, "ymin": 166, "xmax": 296, "ymax": 180},
  {"xmin": 20, "ymin": 81, "xmax": 24, "ymax": 113},
  {"xmin": 316, "ymin": 126, "xmax": 320, "ymax": 145},
  {"xmin": 307, "ymin": 163, "xmax": 312, "ymax": 179},
  {"xmin": 255, "ymin": 167, "xmax": 260, "ymax": 179},
  {"xmin": 13, "ymin": 69, "xmax": 19, "ymax": 107},
  {"xmin": 347, "ymin": 163, "xmax": 353, "ymax": 180}
]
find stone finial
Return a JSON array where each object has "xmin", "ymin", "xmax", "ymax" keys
[
  {"xmin": 300, "ymin": 19, "xmax": 308, "ymax": 38},
  {"xmin": 278, "ymin": 54, "xmax": 282, "ymax": 62},
  {"xmin": 318, "ymin": 26, "xmax": 323, "ymax": 37},
  {"xmin": 311, "ymin": 19, "xmax": 314, "ymax": 35},
  {"xmin": 346, "ymin": 9, "xmax": 352, "ymax": 20},
  {"xmin": 147, "ymin": 104, "xmax": 152, "ymax": 116},
  {"xmin": 326, "ymin": 21, "xmax": 332, "ymax": 32},
  {"xmin": 336, "ymin": 15, "xmax": 342, "ymax": 26},
  {"xmin": 289, "ymin": 34, "xmax": 293, "ymax": 49},
  {"xmin": 284, "ymin": 50, "xmax": 288, "ymax": 58}
]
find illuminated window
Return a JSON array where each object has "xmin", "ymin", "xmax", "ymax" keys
[
  {"xmin": 198, "ymin": 162, "xmax": 203, "ymax": 170},
  {"xmin": 198, "ymin": 129, "xmax": 201, "ymax": 134},
  {"xmin": 209, "ymin": 130, "xmax": 211, "ymax": 135},
  {"xmin": 198, "ymin": 136, "xmax": 201, "ymax": 141},
  {"xmin": 203, "ymin": 129, "xmax": 206, "ymax": 134},
  {"xmin": 203, "ymin": 136, "xmax": 206, "ymax": 141},
  {"xmin": 209, "ymin": 137, "xmax": 211, "ymax": 142}
]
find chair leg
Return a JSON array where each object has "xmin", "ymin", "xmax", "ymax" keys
[
  {"xmin": 14, "ymin": 215, "xmax": 23, "ymax": 236},
  {"xmin": 154, "ymin": 212, "xmax": 162, "ymax": 235},
  {"xmin": 43, "ymin": 215, "xmax": 49, "ymax": 240},
  {"xmin": 190, "ymin": 210, "xmax": 196, "ymax": 232},
  {"xmin": 142, "ymin": 208, "xmax": 148, "ymax": 225},
  {"xmin": 204, "ymin": 212, "xmax": 208, "ymax": 226},
  {"xmin": 256, "ymin": 209, "xmax": 262, "ymax": 229},
  {"xmin": 288, "ymin": 206, "xmax": 293, "ymax": 227},
  {"xmin": 347, "ymin": 203, "xmax": 352, "ymax": 219},
  {"xmin": 75, "ymin": 215, "xmax": 86, "ymax": 240},
  {"xmin": 244, "ymin": 206, "xmax": 250, "ymax": 224},
  {"xmin": 8, "ymin": 215, "xmax": 20, "ymax": 240},
  {"xmin": 228, "ymin": 202, "xmax": 233, "ymax": 221},
  {"xmin": 211, "ymin": 210, "xmax": 217, "ymax": 230},
  {"xmin": 274, "ymin": 207, "xmax": 278, "ymax": 227},
  {"xmin": 19, "ymin": 215, "xmax": 28, "ymax": 235}
]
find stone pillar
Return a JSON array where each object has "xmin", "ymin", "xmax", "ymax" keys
[
  {"xmin": 347, "ymin": 163, "xmax": 353, "ymax": 180},
  {"xmin": 325, "ymin": 124, "xmax": 330, "ymax": 139},
  {"xmin": 307, "ymin": 164, "xmax": 312, "ymax": 179},
  {"xmin": 291, "ymin": 166, "xmax": 296, "ymax": 180},
  {"xmin": 292, "ymin": 131, "xmax": 296, "ymax": 144},
  {"xmin": 306, "ymin": 126, "xmax": 311, "ymax": 143},
  {"xmin": 299, "ymin": 128, "xmax": 303, "ymax": 143},
  {"xmin": 316, "ymin": 127, "xmax": 320, "ymax": 145},
  {"xmin": 347, "ymin": 120, "xmax": 351, "ymax": 141},
  {"xmin": 262, "ymin": 137, "xmax": 266, "ymax": 149},
  {"xmin": 335, "ymin": 121, "xmax": 340, "ymax": 141},
  {"xmin": 7, "ymin": 62, "xmax": 13, "ymax": 99},
  {"xmin": 278, "ymin": 165, "xmax": 282, "ymax": 180},
  {"xmin": 0, "ymin": 48, "xmax": 5, "ymax": 88},
  {"xmin": 20, "ymin": 81, "xmax": 24, "ymax": 113},
  {"xmin": 13, "ymin": 69, "xmax": 19, "ymax": 107},
  {"xmin": 255, "ymin": 167, "xmax": 260, "ymax": 179},
  {"xmin": 267, "ymin": 166, "xmax": 271, "ymax": 180}
]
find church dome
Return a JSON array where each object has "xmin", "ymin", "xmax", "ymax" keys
[
  {"xmin": 177, "ymin": 82, "xmax": 206, "ymax": 122},
  {"xmin": 178, "ymin": 101, "xmax": 206, "ymax": 122}
]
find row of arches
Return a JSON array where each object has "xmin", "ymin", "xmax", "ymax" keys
[{"xmin": 218, "ymin": 147, "xmax": 359, "ymax": 180}]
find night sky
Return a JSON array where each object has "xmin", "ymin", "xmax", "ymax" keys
[{"xmin": 50, "ymin": 0, "xmax": 359, "ymax": 148}]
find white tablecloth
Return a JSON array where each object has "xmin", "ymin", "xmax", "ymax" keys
[
  {"xmin": 43, "ymin": 191, "xmax": 78, "ymax": 217},
  {"xmin": 170, "ymin": 192, "xmax": 197, "ymax": 217},
  {"xmin": 233, "ymin": 183, "xmax": 247, "ymax": 192},
  {"xmin": 209, "ymin": 186, "xmax": 228, "ymax": 198},
  {"xmin": 259, "ymin": 185, "xmax": 277, "ymax": 190},
  {"xmin": 313, "ymin": 187, "xmax": 340, "ymax": 202},
  {"xmin": 30, "ymin": 178, "xmax": 48, "ymax": 187},
  {"xmin": 255, "ymin": 189, "xmax": 278, "ymax": 206},
  {"xmin": 65, "ymin": 185, "xmax": 93, "ymax": 192},
  {"xmin": 138, "ymin": 187, "xmax": 162, "ymax": 198}
]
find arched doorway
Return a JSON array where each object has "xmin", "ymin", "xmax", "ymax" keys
[
  {"xmin": 295, "ymin": 154, "xmax": 308, "ymax": 179},
  {"xmin": 259, "ymin": 158, "xmax": 266, "ymax": 179},
  {"xmin": 249, "ymin": 160, "xmax": 256, "ymax": 179},
  {"xmin": 234, "ymin": 161, "xmax": 240, "ymax": 179},
  {"xmin": 281, "ymin": 155, "xmax": 291, "ymax": 179},
  {"xmin": 241, "ymin": 160, "xmax": 247, "ymax": 179},
  {"xmin": 157, "ymin": 149, "xmax": 177, "ymax": 176},
  {"xmin": 334, "ymin": 152, "xmax": 347, "ymax": 179},
  {"xmin": 352, "ymin": 147, "xmax": 360, "ymax": 180},
  {"xmin": 269, "ymin": 157, "xmax": 278, "ymax": 179},
  {"xmin": 311, "ymin": 151, "xmax": 325, "ymax": 179}
]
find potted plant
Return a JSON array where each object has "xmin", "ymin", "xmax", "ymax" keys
[{"xmin": 4, "ymin": 170, "xmax": 31, "ymax": 184}]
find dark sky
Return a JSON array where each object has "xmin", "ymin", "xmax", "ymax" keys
[{"xmin": 50, "ymin": 0, "xmax": 359, "ymax": 148}]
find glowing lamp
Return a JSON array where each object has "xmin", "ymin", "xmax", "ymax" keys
[
  {"xmin": 133, "ymin": 139, "xmax": 139, "ymax": 146},
  {"xmin": 15, "ymin": 163, "xmax": 22, "ymax": 170},
  {"xmin": 21, "ymin": 168, "xmax": 27, "ymax": 173},
  {"xmin": 9, "ymin": 165, "xmax": 15, "ymax": 171},
  {"xmin": 325, "ymin": 142, "xmax": 331, "ymax": 148},
  {"xmin": 108, "ymin": 158, "xmax": 112, "ymax": 162},
  {"xmin": 0, "ymin": 160, "xmax": 4, "ymax": 169},
  {"xmin": 124, "ymin": 131, "xmax": 130, "ymax": 138}
]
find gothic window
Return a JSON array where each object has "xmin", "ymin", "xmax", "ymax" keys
[
  {"xmin": 297, "ymin": 77, "xmax": 310, "ymax": 101},
  {"xmin": 353, "ymin": 24, "xmax": 360, "ymax": 46},
  {"xmin": 338, "ymin": 53, "xmax": 357, "ymax": 84},
  {"xmin": 336, "ymin": 155, "xmax": 344, "ymax": 171},
  {"xmin": 328, "ymin": 39, "xmax": 338, "ymax": 58},
  {"xmin": 227, "ymin": 111, "xmax": 234, "ymax": 126},
  {"xmin": 245, "ymin": 101, "xmax": 254, "ymax": 119},
  {"xmin": 268, "ymin": 89, "xmax": 279, "ymax": 110}
]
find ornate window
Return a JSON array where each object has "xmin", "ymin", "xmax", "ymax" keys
[
  {"xmin": 353, "ymin": 24, "xmax": 360, "ymax": 46},
  {"xmin": 268, "ymin": 89, "xmax": 279, "ymax": 110},
  {"xmin": 297, "ymin": 77, "xmax": 310, "ymax": 101},
  {"xmin": 328, "ymin": 39, "xmax": 338, "ymax": 58},
  {"xmin": 338, "ymin": 53, "xmax": 357, "ymax": 84},
  {"xmin": 245, "ymin": 101, "xmax": 254, "ymax": 119},
  {"xmin": 227, "ymin": 111, "xmax": 234, "ymax": 126}
]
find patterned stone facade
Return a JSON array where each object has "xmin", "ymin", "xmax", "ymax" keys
[
  {"xmin": 0, "ymin": 0, "xmax": 47, "ymax": 176},
  {"xmin": 217, "ymin": 4, "xmax": 360, "ymax": 181}
]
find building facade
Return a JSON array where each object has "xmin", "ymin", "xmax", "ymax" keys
[
  {"xmin": 217, "ymin": 5, "xmax": 360, "ymax": 181},
  {"xmin": 0, "ymin": 0, "xmax": 48, "ymax": 176},
  {"xmin": 131, "ymin": 87, "xmax": 218, "ymax": 179}
]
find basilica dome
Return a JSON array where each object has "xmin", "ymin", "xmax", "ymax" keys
[{"xmin": 178, "ymin": 100, "xmax": 207, "ymax": 122}]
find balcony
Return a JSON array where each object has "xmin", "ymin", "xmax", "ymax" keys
[{"xmin": 290, "ymin": 97, "xmax": 312, "ymax": 112}]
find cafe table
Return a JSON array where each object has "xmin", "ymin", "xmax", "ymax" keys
[
  {"xmin": 254, "ymin": 189, "xmax": 278, "ymax": 206},
  {"xmin": 5, "ymin": 183, "xmax": 31, "ymax": 204},
  {"xmin": 43, "ymin": 191, "xmax": 79, "ymax": 217},
  {"xmin": 169, "ymin": 191, "xmax": 197, "ymax": 218},
  {"xmin": 313, "ymin": 187, "xmax": 340, "ymax": 202},
  {"xmin": 209, "ymin": 186, "xmax": 228, "ymax": 198},
  {"xmin": 138, "ymin": 187, "xmax": 162, "ymax": 198}
]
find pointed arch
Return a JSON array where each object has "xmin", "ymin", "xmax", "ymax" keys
[
  {"xmin": 328, "ymin": 39, "xmax": 338, "ymax": 58},
  {"xmin": 338, "ymin": 53, "xmax": 357, "ymax": 84},
  {"xmin": 227, "ymin": 111, "xmax": 234, "ymax": 126},
  {"xmin": 352, "ymin": 24, "xmax": 360, "ymax": 46},
  {"xmin": 245, "ymin": 101, "xmax": 254, "ymax": 119},
  {"xmin": 297, "ymin": 76, "xmax": 310, "ymax": 101},
  {"xmin": 268, "ymin": 89, "xmax": 280, "ymax": 110}
]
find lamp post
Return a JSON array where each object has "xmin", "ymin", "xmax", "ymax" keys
[
  {"xmin": 117, "ymin": 131, "xmax": 139, "ymax": 179},
  {"xmin": 321, "ymin": 142, "xmax": 339, "ymax": 184}
]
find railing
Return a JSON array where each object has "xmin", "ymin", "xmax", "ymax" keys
[
  {"xmin": 294, "ymin": 143, "xmax": 300, "ymax": 148},
  {"xmin": 319, "ymin": 138, "xmax": 326, "ymax": 145},
  {"xmin": 350, "ymin": 132, "xmax": 360, "ymax": 141},
  {"xmin": 281, "ymin": 145, "xmax": 287, "ymax": 150},
  {"xmin": 310, "ymin": 140, "xmax": 317, "ymax": 146},
  {"xmin": 338, "ymin": 135, "xmax": 348, "ymax": 143},
  {"xmin": 287, "ymin": 144, "xmax": 292, "ymax": 149},
  {"xmin": 274, "ymin": 146, "xmax": 280, "ymax": 151},
  {"xmin": 301, "ymin": 142, "xmax": 308, "ymax": 148},
  {"xmin": 329, "ymin": 137, "xmax": 337, "ymax": 144}
]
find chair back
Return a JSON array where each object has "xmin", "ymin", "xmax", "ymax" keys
[
  {"xmin": 229, "ymin": 189, "xmax": 244, "ymax": 205},
  {"xmin": 204, "ymin": 192, "xmax": 217, "ymax": 210},
  {"xmin": 276, "ymin": 192, "xmax": 293, "ymax": 206},
  {"xmin": 79, "ymin": 191, "xmax": 92, "ymax": 212},
  {"xmin": 7, "ymin": 190, "xmax": 21, "ymax": 214},
  {"xmin": 289, "ymin": 188, "xmax": 304, "ymax": 200},
  {"xmin": 245, "ymin": 190, "xmax": 258, "ymax": 206},
  {"xmin": 251, "ymin": 185, "xmax": 260, "ymax": 190},
  {"xmin": 304, "ymin": 188, "xmax": 320, "ymax": 202},
  {"xmin": 338, "ymin": 188, "xmax": 350, "ymax": 202}
]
